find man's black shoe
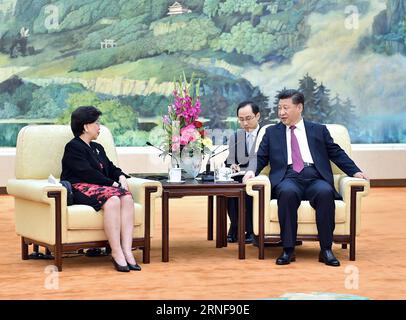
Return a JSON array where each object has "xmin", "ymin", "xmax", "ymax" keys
[
  {"xmin": 227, "ymin": 232, "xmax": 255, "ymax": 244},
  {"xmin": 85, "ymin": 248, "xmax": 107, "ymax": 257},
  {"xmin": 319, "ymin": 249, "xmax": 340, "ymax": 267},
  {"xmin": 28, "ymin": 252, "xmax": 54, "ymax": 260},
  {"xmin": 245, "ymin": 233, "xmax": 255, "ymax": 244},
  {"xmin": 227, "ymin": 229, "xmax": 238, "ymax": 243},
  {"xmin": 227, "ymin": 225, "xmax": 238, "ymax": 243},
  {"xmin": 227, "ymin": 234, "xmax": 237, "ymax": 243},
  {"xmin": 276, "ymin": 249, "xmax": 296, "ymax": 265}
]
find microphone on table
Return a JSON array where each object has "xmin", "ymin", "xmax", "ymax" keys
[
  {"xmin": 207, "ymin": 134, "xmax": 247, "ymax": 168},
  {"xmin": 201, "ymin": 135, "xmax": 248, "ymax": 181},
  {"xmin": 146, "ymin": 141, "xmax": 180, "ymax": 168},
  {"xmin": 200, "ymin": 145, "xmax": 230, "ymax": 182}
]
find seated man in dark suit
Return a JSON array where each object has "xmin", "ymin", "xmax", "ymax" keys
[
  {"xmin": 243, "ymin": 89, "xmax": 368, "ymax": 266},
  {"xmin": 225, "ymin": 101, "xmax": 261, "ymax": 244}
]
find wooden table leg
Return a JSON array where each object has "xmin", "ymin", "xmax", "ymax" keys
[
  {"xmin": 221, "ymin": 197, "xmax": 227, "ymax": 247},
  {"xmin": 143, "ymin": 187, "xmax": 154, "ymax": 264},
  {"xmin": 162, "ymin": 191, "xmax": 169, "ymax": 262},
  {"xmin": 238, "ymin": 190, "xmax": 246, "ymax": 259},
  {"xmin": 257, "ymin": 185, "xmax": 265, "ymax": 260},
  {"xmin": 216, "ymin": 196, "xmax": 222, "ymax": 248},
  {"xmin": 207, "ymin": 196, "xmax": 213, "ymax": 241},
  {"xmin": 21, "ymin": 237, "xmax": 28, "ymax": 260}
]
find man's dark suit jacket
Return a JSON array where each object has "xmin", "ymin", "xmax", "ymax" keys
[
  {"xmin": 225, "ymin": 127, "xmax": 261, "ymax": 169},
  {"xmin": 254, "ymin": 120, "xmax": 361, "ymax": 196},
  {"xmin": 60, "ymin": 137, "xmax": 129, "ymax": 186}
]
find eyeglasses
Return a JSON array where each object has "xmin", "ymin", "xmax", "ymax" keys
[{"xmin": 238, "ymin": 115, "xmax": 256, "ymax": 122}]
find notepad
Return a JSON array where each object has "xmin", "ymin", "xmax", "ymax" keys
[{"xmin": 229, "ymin": 171, "xmax": 246, "ymax": 178}]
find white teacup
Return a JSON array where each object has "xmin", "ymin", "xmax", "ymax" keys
[
  {"xmin": 168, "ymin": 167, "xmax": 182, "ymax": 182},
  {"xmin": 218, "ymin": 167, "xmax": 232, "ymax": 181}
]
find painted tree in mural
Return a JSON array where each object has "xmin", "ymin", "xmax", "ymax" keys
[
  {"xmin": 203, "ymin": 0, "xmax": 221, "ymax": 18},
  {"xmin": 314, "ymin": 83, "xmax": 331, "ymax": 124},
  {"xmin": 329, "ymin": 96, "xmax": 359, "ymax": 137},
  {"xmin": 298, "ymin": 73, "xmax": 318, "ymax": 122},
  {"xmin": 269, "ymin": 75, "xmax": 359, "ymax": 135},
  {"xmin": 250, "ymin": 86, "xmax": 270, "ymax": 124},
  {"xmin": 404, "ymin": 16, "xmax": 406, "ymax": 44},
  {"xmin": 343, "ymin": 97, "xmax": 360, "ymax": 138},
  {"xmin": 270, "ymin": 87, "xmax": 287, "ymax": 122},
  {"xmin": 58, "ymin": 92, "xmax": 138, "ymax": 141},
  {"xmin": 218, "ymin": 0, "xmax": 263, "ymax": 16},
  {"xmin": 298, "ymin": 74, "xmax": 360, "ymax": 132},
  {"xmin": 215, "ymin": 21, "xmax": 277, "ymax": 62},
  {"xmin": 201, "ymin": 87, "xmax": 229, "ymax": 129},
  {"xmin": 329, "ymin": 94, "xmax": 344, "ymax": 123},
  {"xmin": 119, "ymin": 94, "xmax": 170, "ymax": 118},
  {"xmin": 328, "ymin": 94, "xmax": 359, "ymax": 139}
]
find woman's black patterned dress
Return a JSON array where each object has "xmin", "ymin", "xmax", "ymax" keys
[{"xmin": 60, "ymin": 137, "xmax": 131, "ymax": 211}]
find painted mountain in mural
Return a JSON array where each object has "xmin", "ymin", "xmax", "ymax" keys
[
  {"xmin": 0, "ymin": 0, "xmax": 405, "ymax": 146},
  {"xmin": 370, "ymin": 0, "xmax": 406, "ymax": 54}
]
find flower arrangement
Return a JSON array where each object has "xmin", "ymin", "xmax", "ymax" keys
[{"xmin": 162, "ymin": 72, "xmax": 212, "ymax": 171}]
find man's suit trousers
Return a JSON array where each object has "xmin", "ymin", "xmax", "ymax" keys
[{"xmin": 272, "ymin": 166, "xmax": 336, "ymax": 249}]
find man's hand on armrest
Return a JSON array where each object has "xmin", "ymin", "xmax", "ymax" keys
[
  {"xmin": 242, "ymin": 170, "xmax": 256, "ymax": 183},
  {"xmin": 353, "ymin": 172, "xmax": 369, "ymax": 180}
]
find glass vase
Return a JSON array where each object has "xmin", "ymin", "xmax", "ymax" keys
[{"xmin": 180, "ymin": 143, "xmax": 203, "ymax": 179}]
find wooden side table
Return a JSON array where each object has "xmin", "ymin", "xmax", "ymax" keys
[{"xmin": 160, "ymin": 179, "xmax": 246, "ymax": 262}]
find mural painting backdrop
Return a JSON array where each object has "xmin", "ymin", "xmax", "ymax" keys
[{"xmin": 0, "ymin": 0, "xmax": 405, "ymax": 147}]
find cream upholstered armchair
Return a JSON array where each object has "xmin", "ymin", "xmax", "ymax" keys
[
  {"xmin": 246, "ymin": 124, "xmax": 369, "ymax": 261},
  {"xmin": 7, "ymin": 125, "xmax": 162, "ymax": 271}
]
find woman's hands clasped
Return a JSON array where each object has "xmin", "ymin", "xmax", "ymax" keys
[{"xmin": 119, "ymin": 175, "xmax": 129, "ymax": 191}]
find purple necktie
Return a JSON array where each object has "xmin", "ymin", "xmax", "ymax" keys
[{"xmin": 290, "ymin": 125, "xmax": 304, "ymax": 173}]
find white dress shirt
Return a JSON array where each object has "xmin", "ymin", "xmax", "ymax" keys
[{"xmin": 286, "ymin": 119, "xmax": 314, "ymax": 165}]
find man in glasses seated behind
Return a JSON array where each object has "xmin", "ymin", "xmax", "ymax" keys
[{"xmin": 225, "ymin": 101, "xmax": 261, "ymax": 244}]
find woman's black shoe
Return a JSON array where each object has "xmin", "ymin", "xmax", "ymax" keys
[
  {"xmin": 127, "ymin": 263, "xmax": 142, "ymax": 271},
  {"xmin": 111, "ymin": 258, "xmax": 130, "ymax": 272}
]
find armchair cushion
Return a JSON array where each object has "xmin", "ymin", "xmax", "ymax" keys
[
  {"xmin": 268, "ymin": 200, "xmax": 346, "ymax": 224},
  {"xmin": 67, "ymin": 203, "xmax": 143, "ymax": 230}
]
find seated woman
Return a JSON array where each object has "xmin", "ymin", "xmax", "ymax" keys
[{"xmin": 61, "ymin": 106, "xmax": 140, "ymax": 272}]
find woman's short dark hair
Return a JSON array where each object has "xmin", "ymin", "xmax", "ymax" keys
[
  {"xmin": 276, "ymin": 89, "xmax": 305, "ymax": 107},
  {"xmin": 236, "ymin": 101, "xmax": 260, "ymax": 116},
  {"xmin": 70, "ymin": 106, "xmax": 102, "ymax": 137}
]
